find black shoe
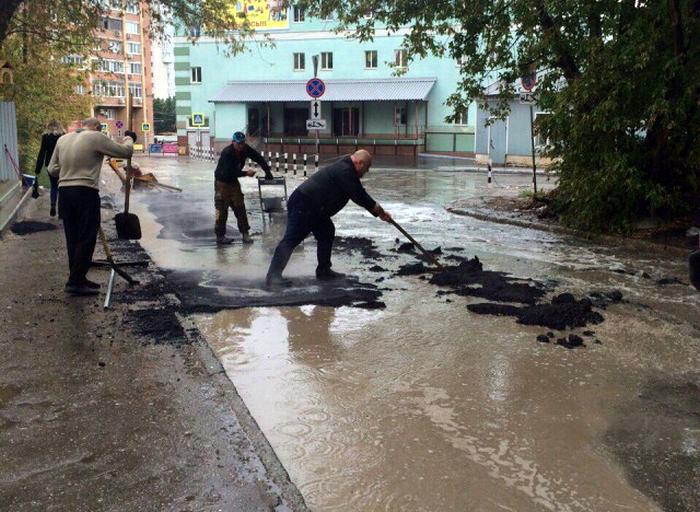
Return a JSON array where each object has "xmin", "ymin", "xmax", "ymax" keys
[
  {"xmin": 241, "ymin": 233, "xmax": 254, "ymax": 244},
  {"xmin": 65, "ymin": 284, "xmax": 99, "ymax": 296},
  {"xmin": 316, "ymin": 268, "xmax": 346, "ymax": 281},
  {"xmin": 82, "ymin": 279, "xmax": 101, "ymax": 289},
  {"xmin": 216, "ymin": 236, "xmax": 234, "ymax": 245},
  {"xmin": 266, "ymin": 274, "xmax": 292, "ymax": 288},
  {"xmin": 50, "ymin": 206, "xmax": 56, "ymax": 217}
]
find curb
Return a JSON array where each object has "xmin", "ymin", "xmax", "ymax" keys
[
  {"xmin": 446, "ymin": 200, "xmax": 690, "ymax": 259},
  {"xmin": 0, "ymin": 185, "xmax": 33, "ymax": 236},
  {"xmin": 177, "ymin": 312, "xmax": 311, "ymax": 512}
]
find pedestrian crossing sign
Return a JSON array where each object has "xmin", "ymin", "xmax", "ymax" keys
[
  {"xmin": 191, "ymin": 113, "xmax": 205, "ymax": 127},
  {"xmin": 141, "ymin": 122, "xmax": 151, "ymax": 132}
]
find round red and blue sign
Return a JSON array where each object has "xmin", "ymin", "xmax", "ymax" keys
[{"xmin": 306, "ymin": 78, "xmax": 326, "ymax": 98}]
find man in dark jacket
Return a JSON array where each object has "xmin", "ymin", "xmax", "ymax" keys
[
  {"xmin": 34, "ymin": 120, "xmax": 65, "ymax": 216},
  {"xmin": 266, "ymin": 149, "xmax": 391, "ymax": 286},
  {"xmin": 214, "ymin": 131, "xmax": 273, "ymax": 244}
]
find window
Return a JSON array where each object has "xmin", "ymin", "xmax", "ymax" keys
[
  {"xmin": 126, "ymin": 21, "xmax": 139, "ymax": 34},
  {"xmin": 191, "ymin": 66, "xmax": 202, "ymax": 83},
  {"xmin": 394, "ymin": 49, "xmax": 408, "ymax": 69},
  {"xmin": 100, "ymin": 108, "xmax": 116, "ymax": 120},
  {"xmin": 188, "ymin": 26, "xmax": 201, "ymax": 38},
  {"xmin": 127, "ymin": 42, "xmax": 141, "ymax": 54},
  {"xmin": 125, "ymin": 1, "xmax": 139, "ymax": 14},
  {"xmin": 101, "ymin": 17, "xmax": 122, "ymax": 31},
  {"xmin": 320, "ymin": 52, "xmax": 333, "ymax": 70},
  {"xmin": 293, "ymin": 52, "xmax": 305, "ymax": 71},
  {"xmin": 453, "ymin": 110, "xmax": 468, "ymax": 125},
  {"xmin": 61, "ymin": 55, "xmax": 84, "ymax": 66},
  {"xmin": 109, "ymin": 0, "xmax": 121, "ymax": 9},
  {"xmin": 94, "ymin": 81, "xmax": 124, "ymax": 97},
  {"xmin": 96, "ymin": 59, "xmax": 124, "ymax": 73},
  {"xmin": 75, "ymin": 84, "xmax": 85, "ymax": 95},
  {"xmin": 129, "ymin": 62, "xmax": 142, "ymax": 74},
  {"xmin": 365, "ymin": 50, "xmax": 377, "ymax": 69},
  {"xmin": 293, "ymin": 5, "xmax": 305, "ymax": 22},
  {"xmin": 394, "ymin": 107, "xmax": 407, "ymax": 126},
  {"xmin": 128, "ymin": 83, "xmax": 142, "ymax": 98}
]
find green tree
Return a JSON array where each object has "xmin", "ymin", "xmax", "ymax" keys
[
  {"xmin": 0, "ymin": 0, "xmax": 259, "ymax": 175},
  {"xmin": 301, "ymin": 0, "xmax": 700, "ymax": 231},
  {"xmin": 153, "ymin": 97, "xmax": 176, "ymax": 133}
]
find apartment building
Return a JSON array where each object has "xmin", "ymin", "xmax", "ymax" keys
[{"xmin": 76, "ymin": 0, "xmax": 154, "ymax": 144}]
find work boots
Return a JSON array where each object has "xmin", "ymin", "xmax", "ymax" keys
[
  {"xmin": 316, "ymin": 267, "xmax": 346, "ymax": 281},
  {"xmin": 266, "ymin": 274, "xmax": 292, "ymax": 289},
  {"xmin": 241, "ymin": 232, "xmax": 254, "ymax": 244},
  {"xmin": 216, "ymin": 236, "xmax": 234, "ymax": 245}
]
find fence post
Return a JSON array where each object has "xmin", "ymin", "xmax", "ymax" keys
[
  {"xmin": 292, "ymin": 153, "xmax": 297, "ymax": 175},
  {"xmin": 284, "ymin": 152, "xmax": 288, "ymax": 173},
  {"xmin": 303, "ymin": 153, "xmax": 307, "ymax": 177},
  {"xmin": 275, "ymin": 152, "xmax": 280, "ymax": 174},
  {"xmin": 314, "ymin": 153, "xmax": 319, "ymax": 174}
]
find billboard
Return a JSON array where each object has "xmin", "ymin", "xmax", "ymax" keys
[{"xmin": 234, "ymin": 0, "xmax": 288, "ymax": 30}]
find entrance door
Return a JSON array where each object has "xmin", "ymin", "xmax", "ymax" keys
[
  {"xmin": 284, "ymin": 108, "xmax": 307, "ymax": 136},
  {"xmin": 487, "ymin": 117, "xmax": 507, "ymax": 165},
  {"xmin": 247, "ymin": 108, "xmax": 259, "ymax": 136},
  {"xmin": 332, "ymin": 108, "xmax": 359, "ymax": 136}
]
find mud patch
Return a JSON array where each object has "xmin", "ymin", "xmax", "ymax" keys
[
  {"xmin": 604, "ymin": 378, "xmax": 700, "ymax": 511},
  {"xmin": 162, "ymin": 270, "xmax": 384, "ymax": 312},
  {"xmin": 125, "ymin": 306, "xmax": 189, "ymax": 345},
  {"xmin": 468, "ymin": 294, "xmax": 605, "ymax": 330},
  {"xmin": 10, "ymin": 221, "xmax": 57, "ymax": 235},
  {"xmin": 334, "ymin": 236, "xmax": 386, "ymax": 259}
]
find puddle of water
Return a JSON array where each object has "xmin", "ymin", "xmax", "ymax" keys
[
  {"xmin": 195, "ymin": 292, "xmax": 682, "ymax": 511},
  {"xmin": 132, "ymin": 157, "xmax": 699, "ymax": 511}
]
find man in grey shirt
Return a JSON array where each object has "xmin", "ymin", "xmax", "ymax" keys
[
  {"xmin": 266, "ymin": 149, "xmax": 391, "ymax": 287},
  {"xmin": 48, "ymin": 118, "xmax": 134, "ymax": 295}
]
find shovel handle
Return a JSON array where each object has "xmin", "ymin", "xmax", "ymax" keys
[
  {"xmin": 124, "ymin": 158, "xmax": 132, "ymax": 214},
  {"xmin": 388, "ymin": 218, "xmax": 444, "ymax": 269}
]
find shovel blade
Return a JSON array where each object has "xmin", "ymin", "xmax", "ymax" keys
[{"xmin": 115, "ymin": 212, "xmax": 141, "ymax": 240}]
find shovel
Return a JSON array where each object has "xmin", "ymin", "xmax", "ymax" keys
[
  {"xmin": 115, "ymin": 158, "xmax": 142, "ymax": 239},
  {"xmin": 388, "ymin": 218, "xmax": 444, "ymax": 270}
]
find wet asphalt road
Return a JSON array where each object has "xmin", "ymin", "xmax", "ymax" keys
[{"xmin": 127, "ymin": 155, "xmax": 699, "ymax": 511}]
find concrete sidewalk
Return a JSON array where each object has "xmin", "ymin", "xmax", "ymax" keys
[{"xmin": 0, "ymin": 195, "xmax": 307, "ymax": 511}]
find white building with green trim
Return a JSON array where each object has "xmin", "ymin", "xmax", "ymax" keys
[{"xmin": 174, "ymin": 7, "xmax": 475, "ymax": 158}]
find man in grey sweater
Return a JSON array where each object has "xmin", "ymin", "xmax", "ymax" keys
[{"xmin": 48, "ymin": 118, "xmax": 134, "ymax": 295}]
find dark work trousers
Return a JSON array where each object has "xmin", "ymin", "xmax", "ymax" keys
[
  {"xmin": 58, "ymin": 186, "xmax": 100, "ymax": 286},
  {"xmin": 266, "ymin": 190, "xmax": 335, "ymax": 278},
  {"xmin": 214, "ymin": 180, "xmax": 250, "ymax": 237},
  {"xmin": 48, "ymin": 174, "xmax": 59, "ymax": 207}
]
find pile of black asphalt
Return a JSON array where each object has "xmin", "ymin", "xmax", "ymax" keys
[
  {"xmin": 387, "ymin": 242, "xmax": 622, "ymax": 349},
  {"xmin": 9, "ymin": 220, "xmax": 57, "ymax": 235}
]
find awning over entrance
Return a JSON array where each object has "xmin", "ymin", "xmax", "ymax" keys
[{"xmin": 209, "ymin": 77, "xmax": 437, "ymax": 103}]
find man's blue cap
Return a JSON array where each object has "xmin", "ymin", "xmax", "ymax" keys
[{"xmin": 232, "ymin": 131, "xmax": 246, "ymax": 143}]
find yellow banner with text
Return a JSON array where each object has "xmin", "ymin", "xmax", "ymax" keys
[{"xmin": 233, "ymin": 0, "xmax": 289, "ymax": 30}]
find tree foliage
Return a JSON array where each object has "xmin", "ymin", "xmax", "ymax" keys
[
  {"xmin": 0, "ymin": 0, "xmax": 257, "ymax": 174},
  {"xmin": 302, "ymin": 0, "xmax": 700, "ymax": 231},
  {"xmin": 153, "ymin": 97, "xmax": 176, "ymax": 133}
]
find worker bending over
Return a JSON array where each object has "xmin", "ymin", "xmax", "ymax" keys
[{"xmin": 266, "ymin": 149, "xmax": 391, "ymax": 287}]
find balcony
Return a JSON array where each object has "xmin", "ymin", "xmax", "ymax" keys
[{"xmin": 132, "ymin": 97, "xmax": 143, "ymax": 106}]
